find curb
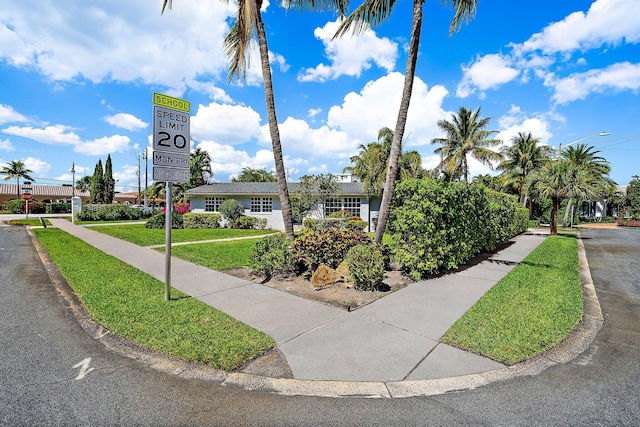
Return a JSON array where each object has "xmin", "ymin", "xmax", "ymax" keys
[{"xmin": 29, "ymin": 227, "xmax": 604, "ymax": 398}]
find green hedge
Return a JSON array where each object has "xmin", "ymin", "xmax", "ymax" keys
[
  {"xmin": 388, "ymin": 179, "xmax": 528, "ymax": 280},
  {"xmin": 77, "ymin": 204, "xmax": 152, "ymax": 221},
  {"xmin": 182, "ymin": 213, "xmax": 221, "ymax": 229}
]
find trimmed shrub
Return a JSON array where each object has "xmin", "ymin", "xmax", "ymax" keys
[
  {"xmin": 486, "ymin": 190, "xmax": 528, "ymax": 248},
  {"xmin": 251, "ymin": 233, "xmax": 299, "ymax": 279},
  {"xmin": 292, "ymin": 226, "xmax": 371, "ymax": 272},
  {"xmin": 183, "ymin": 213, "xmax": 221, "ymax": 229},
  {"xmin": 345, "ymin": 244, "xmax": 386, "ymax": 291},
  {"xmin": 219, "ymin": 199, "xmax": 245, "ymax": 227},
  {"xmin": 235, "ymin": 216, "xmax": 267, "ymax": 230},
  {"xmin": 77, "ymin": 204, "xmax": 151, "ymax": 221},
  {"xmin": 145, "ymin": 212, "xmax": 184, "ymax": 229}
]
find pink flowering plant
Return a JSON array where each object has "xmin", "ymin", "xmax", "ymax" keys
[{"xmin": 161, "ymin": 202, "xmax": 191, "ymax": 214}]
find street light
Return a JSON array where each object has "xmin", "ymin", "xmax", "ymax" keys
[{"xmin": 558, "ymin": 132, "xmax": 611, "ymax": 160}]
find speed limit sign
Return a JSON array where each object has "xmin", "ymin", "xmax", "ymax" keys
[{"xmin": 153, "ymin": 105, "xmax": 190, "ymax": 155}]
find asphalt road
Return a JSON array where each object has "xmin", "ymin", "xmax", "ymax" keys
[{"xmin": 1, "ymin": 224, "xmax": 638, "ymax": 426}]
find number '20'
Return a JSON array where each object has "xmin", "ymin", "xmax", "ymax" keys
[{"xmin": 157, "ymin": 132, "xmax": 187, "ymax": 149}]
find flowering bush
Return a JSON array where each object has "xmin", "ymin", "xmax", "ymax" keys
[{"xmin": 161, "ymin": 202, "xmax": 191, "ymax": 215}]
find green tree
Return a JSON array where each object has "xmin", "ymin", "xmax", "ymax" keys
[
  {"xmin": 164, "ymin": 0, "xmax": 347, "ymax": 239},
  {"xmin": 76, "ymin": 175, "xmax": 93, "ymax": 192},
  {"xmin": 498, "ymin": 132, "xmax": 554, "ymax": 218},
  {"xmin": 335, "ymin": 0, "xmax": 478, "ymax": 244},
  {"xmin": 189, "ymin": 147, "xmax": 212, "ymax": 188},
  {"xmin": 232, "ymin": 167, "xmax": 277, "ymax": 182},
  {"xmin": 103, "ymin": 154, "xmax": 115, "ymax": 203},
  {"xmin": 1, "ymin": 160, "xmax": 35, "ymax": 199},
  {"xmin": 560, "ymin": 144, "xmax": 613, "ymax": 226},
  {"xmin": 291, "ymin": 174, "xmax": 342, "ymax": 221},
  {"xmin": 219, "ymin": 198, "xmax": 245, "ymax": 227},
  {"xmin": 471, "ymin": 174, "xmax": 502, "ymax": 191},
  {"xmin": 527, "ymin": 161, "xmax": 603, "ymax": 235},
  {"xmin": 89, "ymin": 159, "xmax": 105, "ymax": 204},
  {"xmin": 626, "ymin": 175, "xmax": 640, "ymax": 218},
  {"xmin": 432, "ymin": 106, "xmax": 503, "ymax": 183}
]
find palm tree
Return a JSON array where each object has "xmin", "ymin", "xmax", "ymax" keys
[
  {"xmin": 432, "ymin": 106, "xmax": 502, "ymax": 182},
  {"xmin": 164, "ymin": 0, "xmax": 347, "ymax": 239},
  {"xmin": 527, "ymin": 161, "xmax": 602, "ymax": 235},
  {"xmin": 498, "ymin": 132, "xmax": 554, "ymax": 217},
  {"xmin": 1, "ymin": 160, "xmax": 35, "ymax": 199},
  {"xmin": 189, "ymin": 147, "xmax": 213, "ymax": 188},
  {"xmin": 335, "ymin": 0, "xmax": 477, "ymax": 244},
  {"xmin": 76, "ymin": 175, "xmax": 93, "ymax": 192},
  {"xmin": 232, "ymin": 167, "xmax": 277, "ymax": 182},
  {"xmin": 560, "ymin": 144, "xmax": 612, "ymax": 226}
]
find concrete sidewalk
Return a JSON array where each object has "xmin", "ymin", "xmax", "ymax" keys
[{"xmin": 47, "ymin": 219, "xmax": 547, "ymax": 383}]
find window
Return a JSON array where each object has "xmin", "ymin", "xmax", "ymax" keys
[
  {"xmin": 324, "ymin": 197, "xmax": 361, "ymax": 218},
  {"xmin": 251, "ymin": 197, "xmax": 273, "ymax": 213},
  {"xmin": 205, "ymin": 197, "xmax": 225, "ymax": 212}
]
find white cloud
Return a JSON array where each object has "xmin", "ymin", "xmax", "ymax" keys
[
  {"xmin": 546, "ymin": 61, "xmax": 640, "ymax": 104},
  {"xmin": 1, "ymin": 124, "xmax": 132, "ymax": 155},
  {"xmin": 496, "ymin": 105, "xmax": 554, "ymax": 146},
  {"xmin": 0, "ymin": 1, "xmax": 236, "ymax": 94},
  {"xmin": 298, "ymin": 20, "xmax": 398, "ymax": 82},
  {"xmin": 191, "ymin": 102, "xmax": 263, "ymax": 145},
  {"xmin": 23, "ymin": 157, "xmax": 51, "ymax": 175},
  {"xmin": 517, "ymin": 0, "xmax": 640, "ymax": 55},
  {"xmin": 0, "ymin": 138, "xmax": 14, "ymax": 151},
  {"xmin": 456, "ymin": 54, "xmax": 519, "ymax": 98},
  {"xmin": 103, "ymin": 113, "xmax": 148, "ymax": 131},
  {"xmin": 195, "ymin": 140, "xmax": 275, "ymax": 177},
  {"xmin": 0, "ymin": 104, "xmax": 27, "ymax": 124}
]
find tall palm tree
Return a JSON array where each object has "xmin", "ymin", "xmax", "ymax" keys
[
  {"xmin": 560, "ymin": 144, "xmax": 612, "ymax": 226},
  {"xmin": 432, "ymin": 106, "xmax": 502, "ymax": 182},
  {"xmin": 335, "ymin": 0, "xmax": 477, "ymax": 244},
  {"xmin": 189, "ymin": 147, "xmax": 213, "ymax": 188},
  {"xmin": 164, "ymin": 0, "xmax": 347, "ymax": 239},
  {"xmin": 527, "ymin": 161, "xmax": 602, "ymax": 235},
  {"xmin": 498, "ymin": 132, "xmax": 554, "ymax": 217},
  {"xmin": 1, "ymin": 160, "xmax": 35, "ymax": 199}
]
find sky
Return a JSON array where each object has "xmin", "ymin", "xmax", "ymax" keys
[{"xmin": 1, "ymin": 0, "xmax": 639, "ymax": 195}]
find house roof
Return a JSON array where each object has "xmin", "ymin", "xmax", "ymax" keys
[
  {"xmin": 185, "ymin": 182, "xmax": 369, "ymax": 196},
  {"xmin": 0, "ymin": 184, "xmax": 137, "ymax": 200}
]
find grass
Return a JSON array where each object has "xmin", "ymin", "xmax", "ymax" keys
[
  {"xmin": 441, "ymin": 234, "xmax": 582, "ymax": 365},
  {"xmin": 91, "ymin": 223, "xmax": 277, "ymax": 246},
  {"xmin": 33, "ymin": 228, "xmax": 274, "ymax": 371},
  {"xmin": 157, "ymin": 239, "xmax": 259, "ymax": 271},
  {"xmin": 7, "ymin": 219, "xmax": 51, "ymax": 226}
]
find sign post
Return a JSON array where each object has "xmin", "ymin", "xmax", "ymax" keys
[
  {"xmin": 23, "ymin": 182, "xmax": 32, "ymax": 220},
  {"xmin": 153, "ymin": 93, "xmax": 190, "ymax": 301}
]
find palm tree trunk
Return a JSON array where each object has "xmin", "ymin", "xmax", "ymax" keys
[
  {"xmin": 255, "ymin": 10, "xmax": 294, "ymax": 239},
  {"xmin": 562, "ymin": 198, "xmax": 573, "ymax": 227},
  {"xmin": 374, "ymin": 0, "xmax": 423, "ymax": 245},
  {"xmin": 550, "ymin": 197, "xmax": 559, "ymax": 236}
]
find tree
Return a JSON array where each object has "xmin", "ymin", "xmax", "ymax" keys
[
  {"xmin": 432, "ymin": 106, "xmax": 502, "ymax": 183},
  {"xmin": 232, "ymin": 167, "xmax": 277, "ymax": 182},
  {"xmin": 527, "ymin": 161, "xmax": 602, "ymax": 235},
  {"xmin": 89, "ymin": 159, "xmax": 105, "ymax": 204},
  {"xmin": 219, "ymin": 198, "xmax": 245, "ymax": 227},
  {"xmin": 335, "ymin": 0, "xmax": 477, "ymax": 244},
  {"xmin": 626, "ymin": 175, "xmax": 640, "ymax": 218},
  {"xmin": 189, "ymin": 147, "xmax": 212, "ymax": 188},
  {"xmin": 560, "ymin": 144, "xmax": 612, "ymax": 226},
  {"xmin": 472, "ymin": 174, "xmax": 502, "ymax": 191},
  {"xmin": 291, "ymin": 174, "xmax": 342, "ymax": 221},
  {"xmin": 103, "ymin": 154, "xmax": 115, "ymax": 203},
  {"xmin": 1, "ymin": 160, "xmax": 35, "ymax": 199},
  {"xmin": 498, "ymin": 132, "xmax": 554, "ymax": 217},
  {"xmin": 76, "ymin": 175, "xmax": 93, "ymax": 192},
  {"xmin": 163, "ymin": 0, "xmax": 347, "ymax": 239}
]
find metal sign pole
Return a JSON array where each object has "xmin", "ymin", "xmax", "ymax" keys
[{"xmin": 165, "ymin": 182, "xmax": 172, "ymax": 301}]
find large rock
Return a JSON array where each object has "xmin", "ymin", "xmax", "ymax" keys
[{"xmin": 311, "ymin": 263, "xmax": 349, "ymax": 289}]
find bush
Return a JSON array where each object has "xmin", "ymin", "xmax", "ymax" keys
[
  {"xmin": 251, "ymin": 233, "xmax": 299, "ymax": 279},
  {"xmin": 219, "ymin": 199, "xmax": 245, "ymax": 226},
  {"xmin": 235, "ymin": 216, "xmax": 268, "ymax": 230},
  {"xmin": 145, "ymin": 212, "xmax": 184, "ymax": 229},
  {"xmin": 486, "ymin": 190, "xmax": 528, "ymax": 248},
  {"xmin": 345, "ymin": 244, "xmax": 386, "ymax": 291},
  {"xmin": 292, "ymin": 226, "xmax": 371, "ymax": 272},
  {"xmin": 77, "ymin": 204, "xmax": 151, "ymax": 221},
  {"xmin": 183, "ymin": 213, "xmax": 221, "ymax": 229}
]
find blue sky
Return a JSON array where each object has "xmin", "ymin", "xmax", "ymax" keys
[{"xmin": 1, "ymin": 0, "xmax": 638, "ymax": 195}]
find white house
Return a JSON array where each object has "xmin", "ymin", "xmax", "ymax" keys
[{"xmin": 186, "ymin": 182, "xmax": 382, "ymax": 231}]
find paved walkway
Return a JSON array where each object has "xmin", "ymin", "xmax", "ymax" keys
[{"xmin": 47, "ymin": 218, "xmax": 547, "ymax": 383}]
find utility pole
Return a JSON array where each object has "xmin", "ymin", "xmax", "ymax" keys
[
  {"xmin": 144, "ymin": 148, "xmax": 149, "ymax": 208},
  {"xmin": 137, "ymin": 152, "xmax": 141, "ymax": 205}
]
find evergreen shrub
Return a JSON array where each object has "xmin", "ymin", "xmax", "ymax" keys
[
  {"xmin": 145, "ymin": 212, "xmax": 184, "ymax": 229},
  {"xmin": 344, "ymin": 244, "xmax": 386, "ymax": 291},
  {"xmin": 182, "ymin": 213, "xmax": 221, "ymax": 229},
  {"xmin": 235, "ymin": 216, "xmax": 267, "ymax": 230},
  {"xmin": 251, "ymin": 233, "xmax": 299, "ymax": 279},
  {"xmin": 292, "ymin": 226, "xmax": 371, "ymax": 272}
]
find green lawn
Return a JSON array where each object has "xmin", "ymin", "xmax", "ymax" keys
[
  {"xmin": 34, "ymin": 228, "xmax": 274, "ymax": 371},
  {"xmin": 157, "ymin": 239, "xmax": 259, "ymax": 271},
  {"xmin": 91, "ymin": 223, "xmax": 277, "ymax": 246},
  {"xmin": 441, "ymin": 234, "xmax": 582, "ymax": 365}
]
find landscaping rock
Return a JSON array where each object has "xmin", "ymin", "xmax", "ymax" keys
[{"xmin": 311, "ymin": 264, "xmax": 344, "ymax": 289}]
